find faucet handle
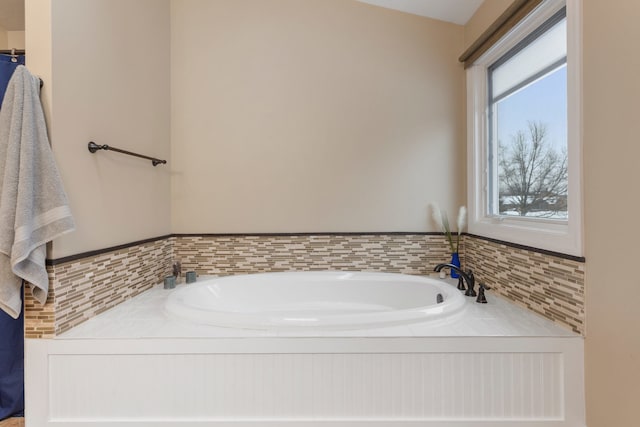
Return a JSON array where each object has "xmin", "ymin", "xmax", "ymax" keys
[
  {"xmin": 476, "ymin": 283, "xmax": 491, "ymax": 303},
  {"xmin": 466, "ymin": 269, "xmax": 474, "ymax": 283},
  {"xmin": 464, "ymin": 269, "xmax": 477, "ymax": 297},
  {"xmin": 172, "ymin": 261, "xmax": 182, "ymax": 278}
]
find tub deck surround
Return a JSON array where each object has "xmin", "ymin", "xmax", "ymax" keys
[
  {"xmin": 27, "ymin": 276, "xmax": 585, "ymax": 427},
  {"xmin": 59, "ymin": 276, "xmax": 574, "ymax": 339}
]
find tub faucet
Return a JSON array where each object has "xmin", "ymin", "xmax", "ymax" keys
[
  {"xmin": 434, "ymin": 263, "xmax": 476, "ymax": 297},
  {"xmin": 172, "ymin": 261, "xmax": 182, "ymax": 281}
]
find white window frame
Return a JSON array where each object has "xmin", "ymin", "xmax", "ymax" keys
[{"xmin": 466, "ymin": 0, "xmax": 583, "ymax": 256}]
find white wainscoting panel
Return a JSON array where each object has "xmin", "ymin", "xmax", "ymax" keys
[
  {"xmin": 47, "ymin": 352, "xmax": 562, "ymax": 421},
  {"xmin": 26, "ymin": 338, "xmax": 584, "ymax": 426}
]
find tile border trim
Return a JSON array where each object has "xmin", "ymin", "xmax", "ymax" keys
[
  {"xmin": 465, "ymin": 233, "xmax": 586, "ymax": 263},
  {"xmin": 46, "ymin": 235, "xmax": 173, "ymax": 266},
  {"xmin": 46, "ymin": 232, "xmax": 586, "ymax": 265},
  {"xmin": 47, "ymin": 233, "xmax": 442, "ymax": 265}
]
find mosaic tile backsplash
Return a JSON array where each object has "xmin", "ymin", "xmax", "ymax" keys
[
  {"xmin": 25, "ymin": 238, "xmax": 172, "ymax": 338},
  {"xmin": 24, "ymin": 233, "xmax": 585, "ymax": 337},
  {"xmin": 172, "ymin": 234, "xmax": 454, "ymax": 276},
  {"xmin": 465, "ymin": 236, "xmax": 585, "ymax": 334}
]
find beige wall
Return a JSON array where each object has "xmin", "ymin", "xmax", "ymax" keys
[
  {"xmin": 0, "ymin": 29, "xmax": 26, "ymax": 53},
  {"xmin": 464, "ymin": 0, "xmax": 513, "ymax": 49},
  {"xmin": 583, "ymin": 1, "xmax": 640, "ymax": 425},
  {"xmin": 7, "ymin": 30, "xmax": 25, "ymax": 49},
  {"xmin": 25, "ymin": 0, "xmax": 467, "ymax": 248},
  {"xmin": 0, "ymin": 24, "xmax": 7, "ymax": 49},
  {"xmin": 25, "ymin": 0, "xmax": 52, "ymax": 126},
  {"xmin": 25, "ymin": 0, "xmax": 467, "ymax": 252},
  {"xmin": 26, "ymin": 0, "xmax": 172, "ymax": 258},
  {"xmin": 171, "ymin": 0, "xmax": 466, "ymax": 233},
  {"xmin": 0, "ymin": 12, "xmax": 25, "ymax": 49}
]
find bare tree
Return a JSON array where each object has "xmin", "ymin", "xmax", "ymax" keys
[{"xmin": 498, "ymin": 121, "xmax": 567, "ymax": 217}]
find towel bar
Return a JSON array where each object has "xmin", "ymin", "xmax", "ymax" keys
[{"xmin": 87, "ymin": 142, "xmax": 167, "ymax": 166}]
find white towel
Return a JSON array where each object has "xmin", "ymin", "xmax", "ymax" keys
[{"xmin": 0, "ymin": 66, "xmax": 75, "ymax": 319}]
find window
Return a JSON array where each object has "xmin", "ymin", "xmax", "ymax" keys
[
  {"xmin": 467, "ymin": 0, "xmax": 582, "ymax": 256},
  {"xmin": 489, "ymin": 10, "xmax": 567, "ymax": 219}
]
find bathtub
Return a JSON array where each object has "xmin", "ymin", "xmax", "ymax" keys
[
  {"xmin": 165, "ymin": 271, "xmax": 466, "ymax": 330},
  {"xmin": 26, "ymin": 273, "xmax": 585, "ymax": 427}
]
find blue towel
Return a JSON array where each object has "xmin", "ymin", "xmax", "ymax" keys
[
  {"xmin": 0, "ymin": 53, "xmax": 25, "ymax": 420},
  {"xmin": 0, "ymin": 55, "xmax": 25, "ymax": 102},
  {"xmin": 0, "ymin": 301, "xmax": 23, "ymax": 419}
]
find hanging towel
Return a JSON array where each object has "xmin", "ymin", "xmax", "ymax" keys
[{"xmin": 0, "ymin": 65, "xmax": 75, "ymax": 319}]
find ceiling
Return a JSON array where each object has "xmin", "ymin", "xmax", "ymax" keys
[
  {"xmin": 356, "ymin": 0, "xmax": 484, "ymax": 25},
  {"xmin": 0, "ymin": 0, "xmax": 484, "ymax": 32}
]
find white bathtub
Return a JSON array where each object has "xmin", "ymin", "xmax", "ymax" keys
[
  {"xmin": 27, "ymin": 274, "xmax": 585, "ymax": 427},
  {"xmin": 164, "ymin": 271, "xmax": 466, "ymax": 330}
]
